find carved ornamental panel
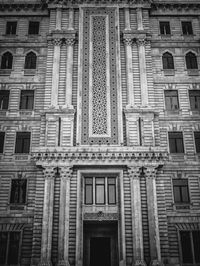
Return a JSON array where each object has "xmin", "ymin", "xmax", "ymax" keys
[{"xmin": 81, "ymin": 8, "xmax": 119, "ymax": 145}]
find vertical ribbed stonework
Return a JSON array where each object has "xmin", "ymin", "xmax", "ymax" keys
[{"xmin": 79, "ymin": 7, "xmax": 121, "ymax": 145}]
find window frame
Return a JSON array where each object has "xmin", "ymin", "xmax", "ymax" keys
[
  {"xmin": 194, "ymin": 131, "xmax": 200, "ymax": 153},
  {"xmin": 20, "ymin": 90, "xmax": 34, "ymax": 110},
  {"xmin": 0, "ymin": 231, "xmax": 21, "ymax": 265},
  {"xmin": 28, "ymin": 21, "xmax": 40, "ymax": 35},
  {"xmin": 15, "ymin": 132, "xmax": 31, "ymax": 154},
  {"xmin": 162, "ymin": 52, "xmax": 174, "ymax": 70},
  {"xmin": 189, "ymin": 90, "xmax": 200, "ymax": 111},
  {"xmin": 159, "ymin": 21, "xmax": 171, "ymax": 35},
  {"xmin": 172, "ymin": 179, "xmax": 190, "ymax": 205},
  {"xmin": 0, "ymin": 51, "xmax": 13, "ymax": 70},
  {"xmin": 24, "ymin": 51, "xmax": 37, "ymax": 70},
  {"xmin": 181, "ymin": 21, "xmax": 193, "ymax": 35},
  {"xmin": 0, "ymin": 132, "xmax": 5, "ymax": 154},
  {"xmin": 9, "ymin": 178, "xmax": 27, "ymax": 205},
  {"xmin": 5, "ymin": 21, "xmax": 17, "ymax": 35},
  {"xmin": 164, "ymin": 90, "xmax": 179, "ymax": 111},
  {"xmin": 168, "ymin": 132, "xmax": 184, "ymax": 154},
  {"xmin": 0, "ymin": 90, "xmax": 9, "ymax": 110},
  {"xmin": 185, "ymin": 52, "xmax": 198, "ymax": 70}
]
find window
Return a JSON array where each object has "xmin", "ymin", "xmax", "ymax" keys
[
  {"xmin": 182, "ymin": 21, "xmax": 193, "ymax": 35},
  {"xmin": 160, "ymin": 21, "xmax": 171, "ymax": 35},
  {"xmin": 0, "ymin": 231, "xmax": 21, "ymax": 265},
  {"xmin": 165, "ymin": 90, "xmax": 179, "ymax": 110},
  {"xmin": 189, "ymin": 90, "xmax": 200, "ymax": 110},
  {"xmin": 180, "ymin": 231, "xmax": 200, "ymax": 264},
  {"xmin": 173, "ymin": 179, "xmax": 189, "ymax": 204},
  {"xmin": 24, "ymin": 52, "xmax": 37, "ymax": 69},
  {"xmin": 162, "ymin": 52, "xmax": 174, "ymax": 69},
  {"xmin": 6, "ymin": 21, "xmax": 17, "ymax": 35},
  {"xmin": 15, "ymin": 132, "xmax": 31, "ymax": 154},
  {"xmin": 20, "ymin": 90, "xmax": 34, "ymax": 110},
  {"xmin": 194, "ymin": 132, "xmax": 200, "ymax": 153},
  {"xmin": 28, "ymin": 21, "xmax": 39, "ymax": 35},
  {"xmin": 168, "ymin": 132, "xmax": 184, "ymax": 153},
  {"xmin": 84, "ymin": 177, "xmax": 117, "ymax": 205},
  {"xmin": 0, "ymin": 90, "xmax": 9, "ymax": 110},
  {"xmin": 185, "ymin": 52, "xmax": 198, "ymax": 69},
  {"xmin": 10, "ymin": 179, "xmax": 27, "ymax": 204},
  {"xmin": 0, "ymin": 52, "xmax": 13, "ymax": 69},
  {"xmin": 0, "ymin": 132, "xmax": 5, "ymax": 153}
]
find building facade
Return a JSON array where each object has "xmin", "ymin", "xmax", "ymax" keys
[{"xmin": 0, "ymin": 0, "xmax": 200, "ymax": 265}]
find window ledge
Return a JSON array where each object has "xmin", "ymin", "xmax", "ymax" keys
[
  {"xmin": 19, "ymin": 110, "xmax": 34, "ymax": 116},
  {"xmin": 14, "ymin": 154, "xmax": 30, "ymax": 161},
  {"xmin": 24, "ymin": 69, "xmax": 36, "ymax": 76},
  {"xmin": 164, "ymin": 109, "xmax": 181, "ymax": 116},
  {"xmin": 83, "ymin": 205, "xmax": 118, "ymax": 214},
  {"xmin": 9, "ymin": 204, "xmax": 26, "ymax": 211},
  {"xmin": 189, "ymin": 110, "xmax": 200, "ymax": 115},
  {"xmin": 160, "ymin": 34, "xmax": 172, "ymax": 39},
  {"xmin": 0, "ymin": 69, "xmax": 12, "ymax": 75},
  {"xmin": 187, "ymin": 69, "xmax": 199, "ymax": 76},
  {"xmin": 163, "ymin": 69, "xmax": 175, "ymax": 76},
  {"xmin": 169, "ymin": 154, "xmax": 186, "ymax": 161},
  {"xmin": 172, "ymin": 203, "xmax": 191, "ymax": 211},
  {"xmin": 0, "ymin": 110, "xmax": 8, "ymax": 116}
]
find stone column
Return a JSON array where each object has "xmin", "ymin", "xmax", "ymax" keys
[
  {"xmin": 136, "ymin": 38, "xmax": 149, "ymax": 107},
  {"xmin": 128, "ymin": 167, "xmax": 146, "ymax": 266},
  {"xmin": 57, "ymin": 167, "xmax": 72, "ymax": 266},
  {"xmin": 136, "ymin": 8, "xmax": 144, "ymax": 31},
  {"xmin": 51, "ymin": 38, "xmax": 62, "ymax": 107},
  {"xmin": 145, "ymin": 167, "xmax": 163, "ymax": 266},
  {"xmin": 39, "ymin": 167, "xmax": 56, "ymax": 266}
]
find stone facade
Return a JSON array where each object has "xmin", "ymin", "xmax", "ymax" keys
[{"xmin": 0, "ymin": 0, "xmax": 200, "ymax": 266}]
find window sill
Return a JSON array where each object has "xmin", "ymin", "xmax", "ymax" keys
[
  {"xmin": 0, "ymin": 110, "xmax": 8, "ymax": 116},
  {"xmin": 187, "ymin": 69, "xmax": 199, "ymax": 76},
  {"xmin": 19, "ymin": 110, "xmax": 34, "ymax": 116},
  {"xmin": 160, "ymin": 34, "xmax": 172, "ymax": 39},
  {"xmin": 83, "ymin": 205, "xmax": 118, "ymax": 214},
  {"xmin": 189, "ymin": 110, "xmax": 200, "ymax": 115},
  {"xmin": 14, "ymin": 154, "xmax": 30, "ymax": 161},
  {"xmin": 164, "ymin": 109, "xmax": 181, "ymax": 116},
  {"xmin": 169, "ymin": 154, "xmax": 186, "ymax": 161},
  {"xmin": 9, "ymin": 204, "xmax": 26, "ymax": 211},
  {"xmin": 24, "ymin": 69, "xmax": 36, "ymax": 76},
  {"xmin": 172, "ymin": 203, "xmax": 191, "ymax": 211},
  {"xmin": 163, "ymin": 69, "xmax": 175, "ymax": 76},
  {"xmin": 0, "ymin": 69, "xmax": 12, "ymax": 75}
]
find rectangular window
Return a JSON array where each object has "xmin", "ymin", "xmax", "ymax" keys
[
  {"xmin": 165, "ymin": 90, "xmax": 179, "ymax": 110},
  {"xmin": 28, "ymin": 21, "xmax": 39, "ymax": 35},
  {"xmin": 0, "ymin": 231, "xmax": 20, "ymax": 265},
  {"xmin": 169, "ymin": 132, "xmax": 184, "ymax": 153},
  {"xmin": 194, "ymin": 132, "xmax": 200, "ymax": 153},
  {"xmin": 182, "ymin": 21, "xmax": 193, "ymax": 35},
  {"xmin": 10, "ymin": 179, "xmax": 27, "ymax": 204},
  {"xmin": 180, "ymin": 231, "xmax": 200, "ymax": 264},
  {"xmin": 189, "ymin": 90, "xmax": 200, "ymax": 111},
  {"xmin": 84, "ymin": 177, "xmax": 117, "ymax": 205},
  {"xmin": 0, "ymin": 132, "xmax": 5, "ymax": 153},
  {"xmin": 160, "ymin": 21, "xmax": 171, "ymax": 35},
  {"xmin": 6, "ymin": 21, "xmax": 17, "ymax": 35},
  {"xmin": 0, "ymin": 90, "xmax": 9, "ymax": 110},
  {"xmin": 20, "ymin": 90, "xmax": 34, "ymax": 110},
  {"xmin": 173, "ymin": 179, "xmax": 189, "ymax": 204},
  {"xmin": 15, "ymin": 132, "xmax": 31, "ymax": 154}
]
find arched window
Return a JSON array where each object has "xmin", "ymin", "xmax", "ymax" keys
[
  {"xmin": 162, "ymin": 52, "xmax": 174, "ymax": 69},
  {"xmin": 1, "ymin": 52, "xmax": 13, "ymax": 69},
  {"xmin": 24, "ymin": 52, "xmax": 37, "ymax": 69},
  {"xmin": 186, "ymin": 52, "xmax": 198, "ymax": 69}
]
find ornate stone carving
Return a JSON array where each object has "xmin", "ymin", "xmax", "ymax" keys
[
  {"xmin": 84, "ymin": 212, "xmax": 118, "ymax": 221},
  {"xmin": 43, "ymin": 167, "xmax": 56, "ymax": 179},
  {"xmin": 123, "ymin": 37, "xmax": 133, "ymax": 46},
  {"xmin": 64, "ymin": 38, "xmax": 76, "ymax": 46},
  {"xmin": 58, "ymin": 166, "xmax": 72, "ymax": 180},
  {"xmin": 150, "ymin": 260, "xmax": 163, "ymax": 266},
  {"xmin": 136, "ymin": 38, "xmax": 150, "ymax": 47},
  {"xmin": 128, "ymin": 166, "xmax": 142, "ymax": 180},
  {"xmin": 133, "ymin": 260, "xmax": 147, "ymax": 266}
]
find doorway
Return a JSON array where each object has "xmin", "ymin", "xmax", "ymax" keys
[{"xmin": 83, "ymin": 222, "xmax": 118, "ymax": 266}]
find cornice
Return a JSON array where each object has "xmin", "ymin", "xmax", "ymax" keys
[
  {"xmin": 0, "ymin": 3, "xmax": 47, "ymax": 12},
  {"xmin": 151, "ymin": 2, "xmax": 200, "ymax": 13},
  {"xmin": 31, "ymin": 146, "xmax": 168, "ymax": 167}
]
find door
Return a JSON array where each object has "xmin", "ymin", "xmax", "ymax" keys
[{"xmin": 90, "ymin": 237, "xmax": 111, "ymax": 266}]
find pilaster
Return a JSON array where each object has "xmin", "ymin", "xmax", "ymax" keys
[
  {"xmin": 128, "ymin": 166, "xmax": 146, "ymax": 266},
  {"xmin": 144, "ymin": 166, "xmax": 163, "ymax": 266},
  {"xmin": 39, "ymin": 167, "xmax": 56, "ymax": 266},
  {"xmin": 57, "ymin": 167, "xmax": 72, "ymax": 266}
]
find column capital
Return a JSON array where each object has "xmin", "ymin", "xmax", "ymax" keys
[
  {"xmin": 123, "ymin": 37, "xmax": 133, "ymax": 46},
  {"xmin": 58, "ymin": 166, "xmax": 72, "ymax": 180},
  {"xmin": 42, "ymin": 167, "xmax": 56, "ymax": 180},
  {"xmin": 143, "ymin": 166, "xmax": 158, "ymax": 179},
  {"xmin": 128, "ymin": 166, "xmax": 142, "ymax": 179},
  {"xmin": 64, "ymin": 38, "xmax": 76, "ymax": 46},
  {"xmin": 136, "ymin": 38, "xmax": 150, "ymax": 47},
  {"xmin": 133, "ymin": 259, "xmax": 147, "ymax": 266},
  {"xmin": 150, "ymin": 259, "xmax": 164, "ymax": 266}
]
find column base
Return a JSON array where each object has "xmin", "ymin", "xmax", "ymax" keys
[
  {"xmin": 38, "ymin": 260, "xmax": 52, "ymax": 266},
  {"xmin": 150, "ymin": 260, "xmax": 163, "ymax": 266},
  {"xmin": 57, "ymin": 260, "xmax": 70, "ymax": 266},
  {"xmin": 132, "ymin": 259, "xmax": 146, "ymax": 266}
]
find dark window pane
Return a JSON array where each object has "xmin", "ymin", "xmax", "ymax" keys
[
  {"xmin": 181, "ymin": 186, "xmax": 189, "ymax": 203},
  {"xmin": 160, "ymin": 21, "xmax": 171, "ymax": 35},
  {"xmin": 15, "ymin": 132, "xmax": 31, "ymax": 153},
  {"xmin": 108, "ymin": 185, "xmax": 116, "ymax": 204},
  {"xmin": 180, "ymin": 231, "xmax": 193, "ymax": 263},
  {"xmin": 194, "ymin": 132, "xmax": 200, "ymax": 153},
  {"xmin": 28, "ymin": 21, "xmax": 39, "ymax": 35},
  {"xmin": 173, "ymin": 186, "xmax": 181, "ymax": 203},
  {"xmin": 96, "ymin": 178, "xmax": 105, "ymax": 204},
  {"xmin": 189, "ymin": 90, "xmax": 200, "ymax": 110},
  {"xmin": 173, "ymin": 179, "xmax": 189, "ymax": 204},
  {"xmin": 192, "ymin": 231, "xmax": 200, "ymax": 263},
  {"xmin": 7, "ymin": 232, "xmax": 20, "ymax": 264},
  {"xmin": 10, "ymin": 179, "xmax": 27, "ymax": 204},
  {"xmin": 186, "ymin": 52, "xmax": 198, "ymax": 69},
  {"xmin": 0, "ymin": 232, "xmax": 8, "ymax": 264},
  {"xmin": 182, "ymin": 21, "xmax": 193, "ymax": 35},
  {"xmin": 0, "ymin": 132, "xmax": 5, "ymax": 153},
  {"xmin": 165, "ymin": 90, "xmax": 179, "ymax": 110},
  {"xmin": 163, "ymin": 52, "xmax": 174, "ymax": 69},
  {"xmin": 0, "ymin": 90, "xmax": 9, "ymax": 110},
  {"xmin": 24, "ymin": 52, "xmax": 37, "ymax": 69},
  {"xmin": 169, "ymin": 132, "xmax": 184, "ymax": 153},
  {"xmin": 6, "ymin": 21, "xmax": 17, "ymax": 35},
  {"xmin": 1, "ymin": 52, "xmax": 13, "ymax": 69},
  {"xmin": 20, "ymin": 90, "xmax": 34, "ymax": 110},
  {"xmin": 176, "ymin": 138, "xmax": 184, "ymax": 153}
]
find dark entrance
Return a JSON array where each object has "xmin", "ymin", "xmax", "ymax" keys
[
  {"xmin": 83, "ymin": 222, "xmax": 118, "ymax": 266},
  {"xmin": 90, "ymin": 237, "xmax": 111, "ymax": 266}
]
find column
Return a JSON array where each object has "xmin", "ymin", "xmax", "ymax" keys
[
  {"xmin": 51, "ymin": 38, "xmax": 62, "ymax": 107},
  {"xmin": 57, "ymin": 167, "xmax": 72, "ymax": 266},
  {"xmin": 137, "ymin": 8, "xmax": 144, "ymax": 31},
  {"xmin": 145, "ymin": 167, "xmax": 163, "ymax": 266},
  {"xmin": 128, "ymin": 167, "xmax": 146, "ymax": 266},
  {"xmin": 39, "ymin": 167, "xmax": 56, "ymax": 266}
]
